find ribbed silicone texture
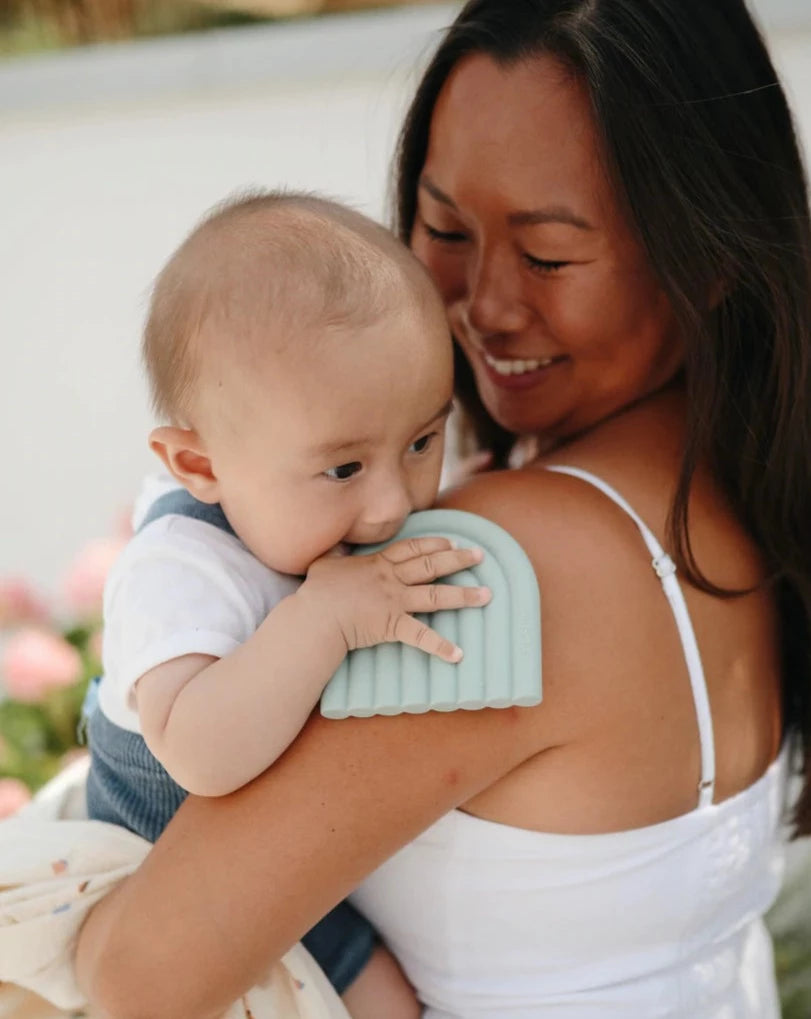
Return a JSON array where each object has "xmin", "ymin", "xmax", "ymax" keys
[{"xmin": 320, "ymin": 509, "xmax": 542, "ymax": 719}]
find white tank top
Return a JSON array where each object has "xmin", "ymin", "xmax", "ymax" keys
[{"xmin": 351, "ymin": 467, "xmax": 788, "ymax": 1018}]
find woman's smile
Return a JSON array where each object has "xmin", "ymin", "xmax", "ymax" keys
[{"xmin": 480, "ymin": 349, "xmax": 570, "ymax": 390}]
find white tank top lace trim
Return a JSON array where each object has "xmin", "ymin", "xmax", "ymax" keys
[{"xmin": 350, "ymin": 466, "xmax": 788, "ymax": 1019}]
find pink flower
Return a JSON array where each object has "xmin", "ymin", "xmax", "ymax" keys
[
  {"xmin": 0, "ymin": 778, "xmax": 31, "ymax": 818},
  {"xmin": 61, "ymin": 537, "xmax": 126, "ymax": 618},
  {"xmin": 2, "ymin": 629, "xmax": 83, "ymax": 703},
  {"xmin": 0, "ymin": 578, "xmax": 50, "ymax": 629}
]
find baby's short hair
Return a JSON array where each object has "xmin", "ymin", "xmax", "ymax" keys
[{"xmin": 143, "ymin": 190, "xmax": 435, "ymax": 423}]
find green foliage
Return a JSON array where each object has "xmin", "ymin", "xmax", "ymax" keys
[
  {"xmin": 776, "ymin": 937, "xmax": 811, "ymax": 1019},
  {"xmin": 0, "ymin": 681, "xmax": 93, "ymax": 792},
  {"xmin": 0, "ymin": 623, "xmax": 99, "ymax": 793},
  {"xmin": 769, "ymin": 842, "xmax": 811, "ymax": 1019}
]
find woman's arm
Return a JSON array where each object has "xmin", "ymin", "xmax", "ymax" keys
[
  {"xmin": 78, "ymin": 704, "xmax": 548, "ymax": 1019},
  {"xmin": 136, "ymin": 540, "xmax": 487, "ymax": 796},
  {"xmin": 77, "ymin": 473, "xmax": 572, "ymax": 1019}
]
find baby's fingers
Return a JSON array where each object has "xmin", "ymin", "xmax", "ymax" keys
[
  {"xmin": 382, "ymin": 536, "xmax": 454, "ymax": 563},
  {"xmin": 404, "ymin": 583, "xmax": 492, "ymax": 614},
  {"xmin": 393, "ymin": 546, "xmax": 484, "ymax": 585},
  {"xmin": 393, "ymin": 614, "xmax": 464, "ymax": 663}
]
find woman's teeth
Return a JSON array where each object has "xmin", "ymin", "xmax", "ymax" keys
[{"xmin": 483, "ymin": 353, "xmax": 557, "ymax": 376}]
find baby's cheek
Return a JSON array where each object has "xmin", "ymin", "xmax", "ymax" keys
[{"xmin": 417, "ymin": 477, "xmax": 443, "ymax": 511}]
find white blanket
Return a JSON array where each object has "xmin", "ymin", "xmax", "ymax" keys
[{"xmin": 0, "ymin": 757, "xmax": 349, "ymax": 1019}]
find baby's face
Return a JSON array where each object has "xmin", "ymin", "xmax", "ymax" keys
[{"xmin": 206, "ymin": 298, "xmax": 454, "ymax": 575}]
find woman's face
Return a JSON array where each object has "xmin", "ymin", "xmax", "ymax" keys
[{"xmin": 411, "ymin": 53, "xmax": 683, "ymax": 440}]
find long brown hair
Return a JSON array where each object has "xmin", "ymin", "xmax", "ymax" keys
[{"xmin": 395, "ymin": 0, "xmax": 811, "ymax": 834}]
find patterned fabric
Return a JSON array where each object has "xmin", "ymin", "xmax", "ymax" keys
[{"xmin": 0, "ymin": 757, "xmax": 350, "ymax": 1019}]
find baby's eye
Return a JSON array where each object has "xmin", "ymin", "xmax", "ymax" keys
[
  {"xmin": 409, "ymin": 433, "xmax": 436, "ymax": 455},
  {"xmin": 323, "ymin": 461, "xmax": 362, "ymax": 481}
]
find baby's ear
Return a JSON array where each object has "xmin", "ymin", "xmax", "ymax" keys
[{"xmin": 149, "ymin": 426, "xmax": 220, "ymax": 504}]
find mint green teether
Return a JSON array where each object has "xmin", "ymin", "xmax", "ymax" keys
[{"xmin": 320, "ymin": 509, "xmax": 541, "ymax": 719}]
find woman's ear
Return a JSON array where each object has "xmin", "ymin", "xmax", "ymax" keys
[{"xmin": 149, "ymin": 426, "xmax": 221, "ymax": 504}]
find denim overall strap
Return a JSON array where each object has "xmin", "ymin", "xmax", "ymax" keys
[{"xmin": 138, "ymin": 488, "xmax": 236, "ymax": 538}]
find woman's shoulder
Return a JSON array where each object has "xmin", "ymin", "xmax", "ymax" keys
[
  {"xmin": 438, "ymin": 464, "xmax": 646, "ymax": 584},
  {"xmin": 438, "ymin": 463, "xmax": 659, "ymax": 710},
  {"xmin": 440, "ymin": 462, "xmax": 594, "ymax": 515},
  {"xmin": 436, "ymin": 444, "xmax": 721, "ymax": 709}
]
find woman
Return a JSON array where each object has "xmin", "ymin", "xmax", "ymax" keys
[{"xmin": 76, "ymin": 1, "xmax": 811, "ymax": 1016}]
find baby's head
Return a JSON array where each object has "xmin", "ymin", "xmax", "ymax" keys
[{"xmin": 144, "ymin": 191, "xmax": 454, "ymax": 575}]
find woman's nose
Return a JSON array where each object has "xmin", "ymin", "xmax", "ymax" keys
[{"xmin": 464, "ymin": 248, "xmax": 531, "ymax": 336}]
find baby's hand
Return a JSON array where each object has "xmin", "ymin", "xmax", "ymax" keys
[{"xmin": 300, "ymin": 537, "xmax": 491, "ymax": 663}]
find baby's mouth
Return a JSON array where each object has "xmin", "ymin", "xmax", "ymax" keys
[{"xmin": 330, "ymin": 541, "xmax": 354, "ymax": 557}]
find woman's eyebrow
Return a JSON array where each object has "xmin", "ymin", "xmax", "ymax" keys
[
  {"xmin": 509, "ymin": 207, "xmax": 594, "ymax": 231},
  {"xmin": 419, "ymin": 175, "xmax": 593, "ymax": 231},
  {"xmin": 419, "ymin": 175, "xmax": 457, "ymax": 207}
]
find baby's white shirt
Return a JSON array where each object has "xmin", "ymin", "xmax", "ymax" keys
[{"xmin": 98, "ymin": 475, "xmax": 301, "ymax": 732}]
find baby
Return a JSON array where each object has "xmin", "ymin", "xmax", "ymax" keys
[{"xmin": 85, "ymin": 191, "xmax": 490, "ymax": 1018}]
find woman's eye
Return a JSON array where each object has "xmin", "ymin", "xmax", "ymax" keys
[
  {"xmin": 323, "ymin": 461, "xmax": 362, "ymax": 481},
  {"xmin": 409, "ymin": 433, "xmax": 436, "ymax": 455},
  {"xmin": 524, "ymin": 253, "xmax": 569, "ymax": 273},
  {"xmin": 422, "ymin": 221, "xmax": 468, "ymax": 244}
]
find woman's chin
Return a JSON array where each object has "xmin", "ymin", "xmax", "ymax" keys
[{"xmin": 482, "ymin": 398, "xmax": 562, "ymax": 442}]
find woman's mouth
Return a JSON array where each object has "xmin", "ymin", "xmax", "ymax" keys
[{"xmin": 481, "ymin": 351, "xmax": 568, "ymax": 389}]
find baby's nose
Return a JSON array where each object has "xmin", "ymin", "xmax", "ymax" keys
[{"xmin": 354, "ymin": 484, "xmax": 413, "ymax": 543}]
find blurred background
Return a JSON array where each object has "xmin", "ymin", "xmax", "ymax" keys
[
  {"xmin": 1, "ymin": 0, "xmax": 460, "ymax": 594},
  {"xmin": 2, "ymin": 0, "xmax": 810, "ymax": 593},
  {"xmin": 0, "ymin": 0, "xmax": 810, "ymax": 1010}
]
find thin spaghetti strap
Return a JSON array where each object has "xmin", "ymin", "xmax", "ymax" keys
[{"xmin": 545, "ymin": 464, "xmax": 716, "ymax": 808}]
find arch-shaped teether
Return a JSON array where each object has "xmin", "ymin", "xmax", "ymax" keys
[{"xmin": 320, "ymin": 509, "xmax": 542, "ymax": 719}]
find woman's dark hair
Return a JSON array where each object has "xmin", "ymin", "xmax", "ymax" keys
[{"xmin": 395, "ymin": 0, "xmax": 811, "ymax": 834}]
